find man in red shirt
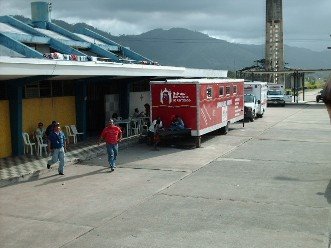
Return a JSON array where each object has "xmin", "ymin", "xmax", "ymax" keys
[{"xmin": 98, "ymin": 119, "xmax": 122, "ymax": 171}]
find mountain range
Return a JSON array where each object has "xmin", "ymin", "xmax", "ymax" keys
[{"xmin": 14, "ymin": 16, "xmax": 331, "ymax": 74}]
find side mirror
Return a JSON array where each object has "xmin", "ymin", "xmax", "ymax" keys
[{"xmin": 257, "ymin": 100, "xmax": 261, "ymax": 104}]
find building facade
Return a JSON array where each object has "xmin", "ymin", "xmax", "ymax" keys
[{"xmin": 0, "ymin": 2, "xmax": 227, "ymax": 158}]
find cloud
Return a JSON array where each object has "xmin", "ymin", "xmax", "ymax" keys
[{"xmin": 0, "ymin": 0, "xmax": 330, "ymax": 51}]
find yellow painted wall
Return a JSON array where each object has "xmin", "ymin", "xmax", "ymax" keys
[
  {"xmin": 0, "ymin": 101, "xmax": 12, "ymax": 158},
  {"xmin": 22, "ymin": 96, "xmax": 76, "ymax": 135}
]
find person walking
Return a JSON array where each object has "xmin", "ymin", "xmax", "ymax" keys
[
  {"xmin": 98, "ymin": 119, "xmax": 122, "ymax": 172},
  {"xmin": 322, "ymin": 79, "xmax": 331, "ymax": 124},
  {"xmin": 47, "ymin": 123, "xmax": 67, "ymax": 175}
]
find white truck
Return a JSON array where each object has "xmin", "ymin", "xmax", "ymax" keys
[
  {"xmin": 267, "ymin": 84, "xmax": 286, "ymax": 107},
  {"xmin": 244, "ymin": 81, "xmax": 268, "ymax": 121}
]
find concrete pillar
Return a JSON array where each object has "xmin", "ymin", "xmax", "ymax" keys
[
  {"xmin": 7, "ymin": 83, "xmax": 23, "ymax": 156},
  {"xmin": 75, "ymin": 81, "xmax": 87, "ymax": 140},
  {"xmin": 119, "ymin": 81, "xmax": 130, "ymax": 119}
]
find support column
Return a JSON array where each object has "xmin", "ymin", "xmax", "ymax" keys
[
  {"xmin": 75, "ymin": 81, "xmax": 87, "ymax": 140},
  {"xmin": 119, "ymin": 81, "xmax": 131, "ymax": 119},
  {"xmin": 301, "ymin": 73, "xmax": 305, "ymax": 101},
  {"xmin": 7, "ymin": 83, "xmax": 23, "ymax": 156}
]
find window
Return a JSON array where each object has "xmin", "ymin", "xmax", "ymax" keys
[
  {"xmin": 233, "ymin": 85, "xmax": 237, "ymax": 94},
  {"xmin": 206, "ymin": 87, "xmax": 212, "ymax": 98},
  {"xmin": 25, "ymin": 83, "xmax": 40, "ymax": 98},
  {"xmin": 219, "ymin": 86, "xmax": 224, "ymax": 96},
  {"xmin": 225, "ymin": 86, "xmax": 231, "ymax": 95},
  {"xmin": 24, "ymin": 81, "xmax": 75, "ymax": 98},
  {"xmin": 39, "ymin": 81, "xmax": 52, "ymax": 97}
]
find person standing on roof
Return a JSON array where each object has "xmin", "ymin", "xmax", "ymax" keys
[
  {"xmin": 47, "ymin": 123, "xmax": 67, "ymax": 175},
  {"xmin": 98, "ymin": 119, "xmax": 122, "ymax": 172}
]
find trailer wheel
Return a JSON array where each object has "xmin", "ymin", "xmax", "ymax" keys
[
  {"xmin": 195, "ymin": 136, "xmax": 201, "ymax": 148},
  {"xmin": 220, "ymin": 121, "xmax": 229, "ymax": 135}
]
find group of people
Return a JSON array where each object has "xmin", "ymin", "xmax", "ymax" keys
[
  {"xmin": 30, "ymin": 80, "xmax": 331, "ymax": 176},
  {"xmin": 132, "ymin": 103, "xmax": 151, "ymax": 118},
  {"xmin": 147, "ymin": 115, "xmax": 185, "ymax": 150},
  {"xmin": 97, "ymin": 114, "xmax": 186, "ymax": 172}
]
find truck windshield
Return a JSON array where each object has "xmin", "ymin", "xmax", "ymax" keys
[
  {"xmin": 268, "ymin": 90, "xmax": 282, "ymax": 95},
  {"xmin": 244, "ymin": 95, "xmax": 254, "ymax": 103}
]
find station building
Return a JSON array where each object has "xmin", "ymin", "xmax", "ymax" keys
[{"xmin": 0, "ymin": 1, "xmax": 227, "ymax": 158}]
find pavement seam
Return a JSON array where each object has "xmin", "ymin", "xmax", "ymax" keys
[
  {"xmin": 115, "ymin": 167, "xmax": 190, "ymax": 173},
  {"xmin": 255, "ymin": 137, "xmax": 331, "ymax": 143},
  {"xmin": 215, "ymin": 157, "xmax": 331, "ymax": 166},
  {"xmin": 0, "ymin": 213, "xmax": 94, "ymax": 229},
  {"xmin": 158, "ymin": 192, "xmax": 330, "ymax": 210}
]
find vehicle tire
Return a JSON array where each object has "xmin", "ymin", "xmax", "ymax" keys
[
  {"xmin": 250, "ymin": 111, "xmax": 255, "ymax": 122},
  {"xmin": 316, "ymin": 97, "xmax": 320, "ymax": 103},
  {"xmin": 220, "ymin": 122, "xmax": 229, "ymax": 135},
  {"xmin": 282, "ymin": 103, "xmax": 285, "ymax": 107}
]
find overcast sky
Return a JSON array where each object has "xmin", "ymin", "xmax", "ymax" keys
[{"xmin": 0, "ymin": 0, "xmax": 330, "ymax": 51}]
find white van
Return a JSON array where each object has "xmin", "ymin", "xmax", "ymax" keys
[
  {"xmin": 267, "ymin": 84, "xmax": 286, "ymax": 107},
  {"xmin": 244, "ymin": 81, "xmax": 268, "ymax": 121}
]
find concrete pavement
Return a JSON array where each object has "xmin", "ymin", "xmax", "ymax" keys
[{"xmin": 0, "ymin": 103, "xmax": 330, "ymax": 248}]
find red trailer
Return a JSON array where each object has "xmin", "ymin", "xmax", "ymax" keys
[{"xmin": 150, "ymin": 78, "xmax": 244, "ymax": 147}]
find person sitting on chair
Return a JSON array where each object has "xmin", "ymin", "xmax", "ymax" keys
[
  {"xmin": 144, "ymin": 103, "xmax": 150, "ymax": 117},
  {"xmin": 148, "ymin": 117, "xmax": 163, "ymax": 146},
  {"xmin": 34, "ymin": 122, "xmax": 46, "ymax": 141},
  {"xmin": 112, "ymin": 112, "xmax": 121, "ymax": 120},
  {"xmin": 170, "ymin": 115, "xmax": 185, "ymax": 130},
  {"xmin": 132, "ymin": 108, "xmax": 144, "ymax": 118}
]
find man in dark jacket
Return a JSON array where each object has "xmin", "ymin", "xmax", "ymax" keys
[
  {"xmin": 45, "ymin": 120, "xmax": 57, "ymax": 137},
  {"xmin": 47, "ymin": 123, "xmax": 67, "ymax": 175}
]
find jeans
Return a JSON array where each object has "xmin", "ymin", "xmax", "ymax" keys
[
  {"xmin": 48, "ymin": 147, "xmax": 65, "ymax": 173},
  {"xmin": 106, "ymin": 143, "xmax": 118, "ymax": 168}
]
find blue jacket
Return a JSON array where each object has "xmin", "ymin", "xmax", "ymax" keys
[{"xmin": 48, "ymin": 131, "xmax": 66, "ymax": 149}]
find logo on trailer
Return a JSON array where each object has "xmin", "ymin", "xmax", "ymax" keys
[{"xmin": 160, "ymin": 88, "xmax": 172, "ymax": 104}]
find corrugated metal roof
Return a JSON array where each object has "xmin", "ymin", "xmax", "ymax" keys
[
  {"xmin": 35, "ymin": 28, "xmax": 72, "ymax": 40},
  {"xmin": 74, "ymin": 33, "xmax": 106, "ymax": 45},
  {"xmin": 0, "ymin": 23, "xmax": 29, "ymax": 35}
]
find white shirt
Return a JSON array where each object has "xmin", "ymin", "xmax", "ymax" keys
[{"xmin": 149, "ymin": 120, "xmax": 163, "ymax": 132}]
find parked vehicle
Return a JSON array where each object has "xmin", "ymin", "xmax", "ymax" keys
[
  {"xmin": 284, "ymin": 90, "xmax": 293, "ymax": 103},
  {"xmin": 267, "ymin": 84, "xmax": 286, "ymax": 107},
  {"xmin": 150, "ymin": 78, "xmax": 244, "ymax": 147},
  {"xmin": 316, "ymin": 89, "xmax": 324, "ymax": 103},
  {"xmin": 244, "ymin": 81, "xmax": 268, "ymax": 121},
  {"xmin": 244, "ymin": 94, "xmax": 258, "ymax": 122}
]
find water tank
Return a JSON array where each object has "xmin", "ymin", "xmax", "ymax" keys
[{"xmin": 31, "ymin": 1, "xmax": 52, "ymax": 29}]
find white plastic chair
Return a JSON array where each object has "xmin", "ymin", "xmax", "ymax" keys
[
  {"xmin": 130, "ymin": 120, "xmax": 139, "ymax": 136},
  {"xmin": 70, "ymin": 125, "xmax": 83, "ymax": 141},
  {"xmin": 22, "ymin": 132, "xmax": 36, "ymax": 155},
  {"xmin": 36, "ymin": 135, "xmax": 48, "ymax": 156},
  {"xmin": 65, "ymin": 125, "xmax": 76, "ymax": 144}
]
